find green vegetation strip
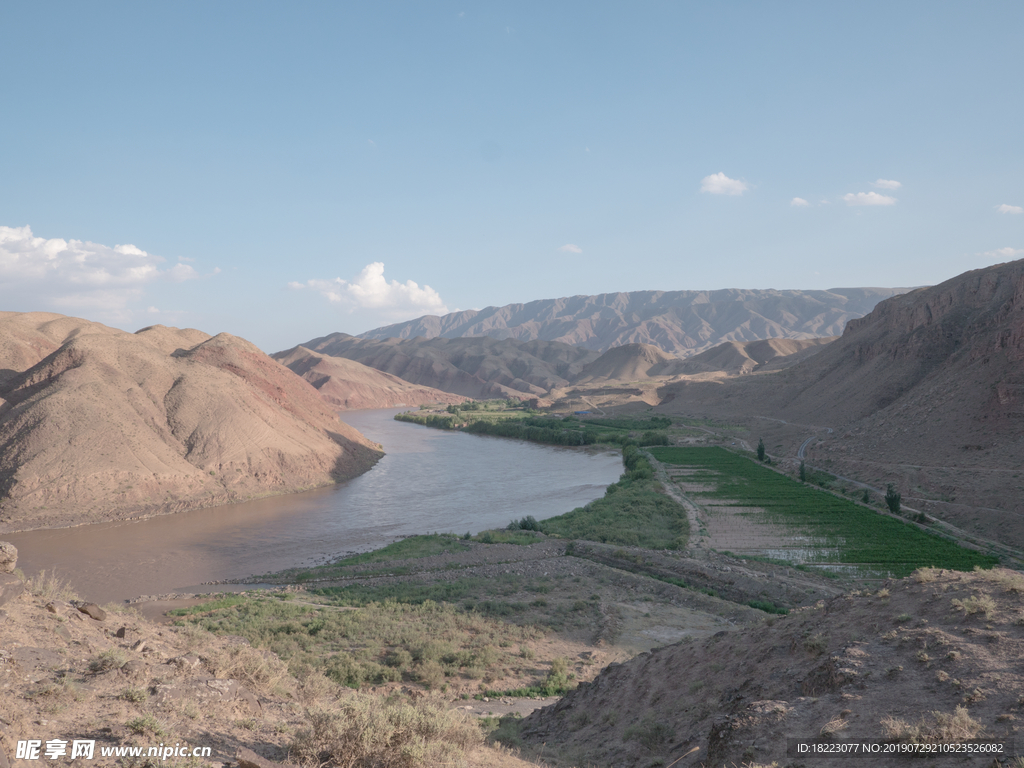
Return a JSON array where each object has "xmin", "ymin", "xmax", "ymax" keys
[
  {"xmin": 538, "ymin": 444, "xmax": 688, "ymax": 549},
  {"xmin": 396, "ymin": 400, "xmax": 671, "ymax": 447},
  {"xmin": 651, "ymin": 447, "xmax": 997, "ymax": 576}
]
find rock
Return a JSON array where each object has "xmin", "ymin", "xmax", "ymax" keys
[
  {"xmin": 235, "ymin": 747, "xmax": 297, "ymax": 768},
  {"xmin": 54, "ymin": 625, "xmax": 72, "ymax": 643},
  {"xmin": 153, "ymin": 677, "xmax": 261, "ymax": 716},
  {"xmin": 0, "ymin": 542, "xmax": 16, "ymax": 574},
  {"xmin": 0, "ymin": 574, "xmax": 24, "ymax": 608},
  {"xmin": 120, "ymin": 660, "xmax": 150, "ymax": 679},
  {"xmin": 131, "ymin": 639, "xmax": 147, "ymax": 653},
  {"xmin": 77, "ymin": 603, "xmax": 107, "ymax": 621}
]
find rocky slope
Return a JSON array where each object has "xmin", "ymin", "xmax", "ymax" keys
[
  {"xmin": 358, "ymin": 287, "xmax": 906, "ymax": 356},
  {"xmin": 520, "ymin": 567, "xmax": 1024, "ymax": 768},
  {"xmin": 0, "ymin": 314, "xmax": 383, "ymax": 532},
  {"xmin": 273, "ymin": 346, "xmax": 467, "ymax": 410},
  {"xmin": 288, "ymin": 333, "xmax": 601, "ymax": 399}
]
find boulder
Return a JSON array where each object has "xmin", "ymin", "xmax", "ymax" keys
[
  {"xmin": 0, "ymin": 575, "xmax": 24, "ymax": 609},
  {"xmin": 0, "ymin": 542, "xmax": 16, "ymax": 574},
  {"xmin": 77, "ymin": 603, "xmax": 107, "ymax": 621},
  {"xmin": 153, "ymin": 677, "xmax": 262, "ymax": 716}
]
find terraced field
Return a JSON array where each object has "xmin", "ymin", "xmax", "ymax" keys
[{"xmin": 651, "ymin": 447, "xmax": 999, "ymax": 578}]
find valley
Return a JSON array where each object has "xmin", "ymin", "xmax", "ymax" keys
[{"xmin": 3, "ymin": 262, "xmax": 1024, "ymax": 768}]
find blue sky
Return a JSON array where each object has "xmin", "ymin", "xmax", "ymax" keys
[{"xmin": 2, "ymin": 1, "xmax": 1022, "ymax": 352}]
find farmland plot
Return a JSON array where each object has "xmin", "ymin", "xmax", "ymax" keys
[{"xmin": 652, "ymin": 447, "xmax": 998, "ymax": 578}]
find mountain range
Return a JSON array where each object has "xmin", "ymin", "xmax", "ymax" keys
[{"xmin": 357, "ymin": 287, "xmax": 907, "ymax": 356}]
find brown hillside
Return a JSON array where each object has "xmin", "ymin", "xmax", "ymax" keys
[
  {"xmin": 670, "ymin": 336, "xmax": 836, "ymax": 375},
  {"xmin": 358, "ymin": 287, "xmax": 905, "ymax": 356},
  {"xmin": 575, "ymin": 343, "xmax": 675, "ymax": 383},
  {"xmin": 273, "ymin": 346, "xmax": 468, "ymax": 410},
  {"xmin": 521, "ymin": 567, "xmax": 1024, "ymax": 768},
  {"xmin": 291, "ymin": 333, "xmax": 601, "ymax": 399},
  {"xmin": 0, "ymin": 312, "xmax": 123, "ymax": 388},
  {"xmin": 0, "ymin": 314, "xmax": 382, "ymax": 532}
]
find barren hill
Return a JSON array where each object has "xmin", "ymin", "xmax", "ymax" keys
[
  {"xmin": 574, "ymin": 343, "xmax": 676, "ymax": 383},
  {"xmin": 273, "ymin": 346, "xmax": 467, "ymax": 410},
  {"xmin": 671, "ymin": 336, "xmax": 837, "ymax": 375},
  {"xmin": 520, "ymin": 567, "xmax": 1024, "ymax": 767},
  {"xmin": 358, "ymin": 287, "xmax": 906, "ymax": 356},
  {"xmin": 0, "ymin": 314, "xmax": 383, "ymax": 532},
  {"xmin": 288, "ymin": 333, "xmax": 601, "ymax": 399}
]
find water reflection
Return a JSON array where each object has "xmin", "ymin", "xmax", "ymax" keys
[{"xmin": 7, "ymin": 408, "xmax": 621, "ymax": 602}]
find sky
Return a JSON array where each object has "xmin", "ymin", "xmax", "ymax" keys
[{"xmin": 2, "ymin": 1, "xmax": 1022, "ymax": 352}]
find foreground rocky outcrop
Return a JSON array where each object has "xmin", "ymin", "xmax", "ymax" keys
[
  {"xmin": 0, "ymin": 313, "xmax": 383, "ymax": 532},
  {"xmin": 357, "ymin": 287, "xmax": 905, "ymax": 356},
  {"xmin": 272, "ymin": 345, "xmax": 467, "ymax": 410},
  {"xmin": 520, "ymin": 567, "xmax": 1024, "ymax": 767}
]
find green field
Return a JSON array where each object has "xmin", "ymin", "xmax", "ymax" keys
[
  {"xmin": 650, "ymin": 446, "xmax": 998, "ymax": 577},
  {"xmin": 396, "ymin": 400, "xmax": 671, "ymax": 447}
]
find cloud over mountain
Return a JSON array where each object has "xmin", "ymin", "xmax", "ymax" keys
[{"xmin": 290, "ymin": 262, "xmax": 448, "ymax": 319}]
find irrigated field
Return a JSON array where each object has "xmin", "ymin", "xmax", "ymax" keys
[{"xmin": 651, "ymin": 447, "xmax": 998, "ymax": 577}]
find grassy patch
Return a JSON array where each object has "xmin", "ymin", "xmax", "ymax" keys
[
  {"xmin": 176, "ymin": 594, "xmax": 543, "ymax": 690},
  {"xmin": 262, "ymin": 534, "xmax": 471, "ymax": 582},
  {"xmin": 653, "ymin": 447, "xmax": 998, "ymax": 577},
  {"xmin": 541, "ymin": 478, "xmax": 688, "ymax": 549}
]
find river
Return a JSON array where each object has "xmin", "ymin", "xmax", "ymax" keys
[{"xmin": 5, "ymin": 408, "xmax": 622, "ymax": 603}]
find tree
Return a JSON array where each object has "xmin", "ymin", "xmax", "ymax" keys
[
  {"xmin": 861, "ymin": 489, "xmax": 871, "ymax": 504},
  {"xmin": 885, "ymin": 484, "xmax": 901, "ymax": 514},
  {"xmin": 756, "ymin": 438, "xmax": 766, "ymax": 462},
  {"xmin": 799, "ymin": 461, "xmax": 806, "ymax": 482}
]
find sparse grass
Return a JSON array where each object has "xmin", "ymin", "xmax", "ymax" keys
[
  {"xmin": 289, "ymin": 692, "xmax": 482, "ymax": 768},
  {"xmin": 951, "ymin": 594, "xmax": 997, "ymax": 620},
  {"xmin": 804, "ymin": 633, "xmax": 828, "ymax": 654},
  {"xmin": 24, "ymin": 569, "xmax": 79, "ymax": 601},
  {"xmin": 89, "ymin": 648, "xmax": 127, "ymax": 673},
  {"xmin": 118, "ymin": 685, "xmax": 148, "ymax": 702},
  {"xmin": 126, "ymin": 714, "xmax": 167, "ymax": 737},
  {"xmin": 178, "ymin": 595, "xmax": 542, "ymax": 692},
  {"xmin": 881, "ymin": 705, "xmax": 983, "ymax": 743}
]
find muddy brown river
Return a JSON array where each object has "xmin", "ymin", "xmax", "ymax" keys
[{"xmin": 5, "ymin": 408, "xmax": 621, "ymax": 603}]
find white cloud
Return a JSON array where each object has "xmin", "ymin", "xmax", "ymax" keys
[
  {"xmin": 0, "ymin": 225, "xmax": 204, "ymax": 319},
  {"xmin": 167, "ymin": 263, "xmax": 199, "ymax": 282},
  {"xmin": 872, "ymin": 179, "xmax": 902, "ymax": 190},
  {"xmin": 292, "ymin": 262, "xmax": 448, "ymax": 318},
  {"xmin": 980, "ymin": 247, "xmax": 1024, "ymax": 260},
  {"xmin": 558, "ymin": 244, "xmax": 582, "ymax": 253},
  {"xmin": 997, "ymin": 204, "xmax": 1023, "ymax": 215},
  {"xmin": 843, "ymin": 192, "xmax": 897, "ymax": 206},
  {"xmin": 790, "ymin": 197, "xmax": 810, "ymax": 207},
  {"xmin": 700, "ymin": 172, "xmax": 748, "ymax": 196}
]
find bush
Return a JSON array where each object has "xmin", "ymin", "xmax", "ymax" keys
[
  {"xmin": 885, "ymin": 484, "xmax": 902, "ymax": 514},
  {"xmin": 290, "ymin": 694, "xmax": 482, "ymax": 768}
]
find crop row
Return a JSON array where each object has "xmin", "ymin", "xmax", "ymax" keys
[{"xmin": 650, "ymin": 447, "xmax": 997, "ymax": 576}]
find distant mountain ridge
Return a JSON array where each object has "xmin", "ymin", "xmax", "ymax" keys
[{"xmin": 358, "ymin": 287, "xmax": 908, "ymax": 356}]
